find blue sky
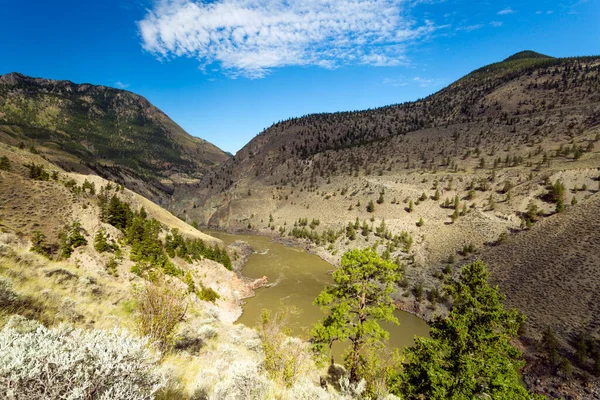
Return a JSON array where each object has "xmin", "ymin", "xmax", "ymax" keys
[{"xmin": 1, "ymin": 0, "xmax": 598, "ymax": 154}]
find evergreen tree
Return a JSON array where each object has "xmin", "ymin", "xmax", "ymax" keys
[
  {"xmin": 391, "ymin": 261, "xmax": 536, "ymax": 399},
  {"xmin": 346, "ymin": 223, "xmax": 356, "ymax": 240},
  {"xmin": 30, "ymin": 230, "xmax": 49, "ymax": 257},
  {"xmin": 0, "ymin": 156, "xmax": 11, "ymax": 171},
  {"xmin": 59, "ymin": 222, "xmax": 88, "ymax": 259},
  {"xmin": 367, "ymin": 200, "xmax": 375, "ymax": 213},
  {"xmin": 94, "ymin": 229, "xmax": 112, "ymax": 253},
  {"xmin": 311, "ymin": 249, "xmax": 401, "ymax": 383},
  {"xmin": 556, "ymin": 198, "xmax": 565, "ymax": 213}
]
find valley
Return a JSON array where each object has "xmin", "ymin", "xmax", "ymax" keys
[{"xmin": 1, "ymin": 50, "xmax": 600, "ymax": 399}]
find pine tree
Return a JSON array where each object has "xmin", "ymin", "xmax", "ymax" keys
[
  {"xmin": 30, "ymin": 230, "xmax": 49, "ymax": 257},
  {"xmin": 367, "ymin": 200, "xmax": 375, "ymax": 213},
  {"xmin": 94, "ymin": 229, "xmax": 111, "ymax": 253},
  {"xmin": 0, "ymin": 156, "xmax": 11, "ymax": 171},
  {"xmin": 392, "ymin": 261, "xmax": 536, "ymax": 399},
  {"xmin": 311, "ymin": 249, "xmax": 401, "ymax": 383},
  {"xmin": 346, "ymin": 223, "xmax": 356, "ymax": 240},
  {"xmin": 488, "ymin": 193, "xmax": 496, "ymax": 210}
]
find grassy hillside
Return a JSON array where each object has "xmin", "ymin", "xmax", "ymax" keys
[
  {"xmin": 0, "ymin": 72, "xmax": 230, "ymax": 203},
  {"xmin": 0, "ymin": 141, "xmax": 281, "ymax": 397}
]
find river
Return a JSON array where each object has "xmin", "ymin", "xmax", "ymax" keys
[{"xmin": 204, "ymin": 229, "xmax": 429, "ymax": 358}]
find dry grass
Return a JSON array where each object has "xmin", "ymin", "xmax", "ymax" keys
[
  {"xmin": 134, "ymin": 280, "xmax": 188, "ymax": 353},
  {"xmin": 483, "ymin": 192, "xmax": 600, "ymax": 343}
]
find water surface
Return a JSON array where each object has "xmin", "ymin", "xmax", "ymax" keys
[{"xmin": 204, "ymin": 229, "xmax": 429, "ymax": 357}]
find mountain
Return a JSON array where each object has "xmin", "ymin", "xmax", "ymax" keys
[
  {"xmin": 0, "ymin": 72, "xmax": 230, "ymax": 203},
  {"xmin": 172, "ymin": 52, "xmax": 600, "ymax": 351},
  {"xmin": 174, "ymin": 51, "xmax": 599, "ymax": 230},
  {"xmin": 503, "ymin": 50, "xmax": 553, "ymax": 62}
]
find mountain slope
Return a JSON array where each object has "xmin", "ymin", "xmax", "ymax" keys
[
  {"xmin": 171, "ymin": 52, "xmax": 600, "ymax": 351},
  {"xmin": 175, "ymin": 53, "xmax": 598, "ymax": 201},
  {"xmin": 0, "ymin": 72, "xmax": 230, "ymax": 202},
  {"xmin": 174, "ymin": 52, "xmax": 599, "ymax": 228},
  {"xmin": 483, "ymin": 190, "xmax": 600, "ymax": 341}
]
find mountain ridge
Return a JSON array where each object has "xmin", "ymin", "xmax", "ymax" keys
[{"xmin": 0, "ymin": 72, "xmax": 230, "ymax": 203}]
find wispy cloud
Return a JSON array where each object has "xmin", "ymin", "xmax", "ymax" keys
[
  {"xmin": 114, "ymin": 81, "xmax": 130, "ymax": 89},
  {"xmin": 383, "ymin": 75, "xmax": 444, "ymax": 88},
  {"xmin": 412, "ymin": 76, "xmax": 444, "ymax": 88},
  {"xmin": 497, "ymin": 7, "xmax": 515, "ymax": 15},
  {"xmin": 456, "ymin": 24, "xmax": 483, "ymax": 32},
  {"xmin": 138, "ymin": 0, "xmax": 437, "ymax": 78},
  {"xmin": 490, "ymin": 21, "xmax": 503, "ymax": 27},
  {"xmin": 383, "ymin": 77, "xmax": 409, "ymax": 87}
]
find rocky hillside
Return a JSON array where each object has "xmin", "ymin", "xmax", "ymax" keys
[
  {"xmin": 172, "ymin": 52, "xmax": 600, "ymax": 349},
  {"xmin": 0, "ymin": 72, "xmax": 230, "ymax": 203}
]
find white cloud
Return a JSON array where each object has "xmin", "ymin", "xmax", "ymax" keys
[
  {"xmin": 490, "ymin": 21, "xmax": 503, "ymax": 27},
  {"xmin": 412, "ymin": 76, "xmax": 444, "ymax": 88},
  {"xmin": 456, "ymin": 24, "xmax": 483, "ymax": 32},
  {"xmin": 114, "ymin": 81, "xmax": 130, "ymax": 89},
  {"xmin": 383, "ymin": 75, "xmax": 444, "ymax": 88},
  {"xmin": 383, "ymin": 77, "xmax": 408, "ymax": 87},
  {"xmin": 497, "ymin": 7, "xmax": 515, "ymax": 15},
  {"xmin": 138, "ymin": 0, "xmax": 437, "ymax": 78}
]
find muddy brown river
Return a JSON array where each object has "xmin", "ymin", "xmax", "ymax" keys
[{"xmin": 204, "ymin": 230, "xmax": 429, "ymax": 358}]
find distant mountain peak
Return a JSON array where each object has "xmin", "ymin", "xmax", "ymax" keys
[
  {"xmin": 503, "ymin": 50, "xmax": 553, "ymax": 62},
  {"xmin": 0, "ymin": 72, "xmax": 26, "ymax": 85}
]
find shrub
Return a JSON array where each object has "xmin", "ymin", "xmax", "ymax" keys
[
  {"xmin": 287, "ymin": 378, "xmax": 332, "ymax": 399},
  {"xmin": 0, "ymin": 277, "xmax": 18, "ymax": 309},
  {"xmin": 339, "ymin": 376, "xmax": 366, "ymax": 398},
  {"xmin": 366, "ymin": 200, "xmax": 375, "ymax": 213},
  {"xmin": 212, "ymin": 361, "xmax": 268, "ymax": 400},
  {"xmin": 259, "ymin": 307, "xmax": 312, "ymax": 387},
  {"xmin": 198, "ymin": 284, "xmax": 220, "ymax": 303},
  {"xmin": 30, "ymin": 230, "xmax": 51, "ymax": 257},
  {"xmin": 134, "ymin": 282, "xmax": 187, "ymax": 352},
  {"xmin": 197, "ymin": 324, "xmax": 218, "ymax": 341},
  {"xmin": 0, "ymin": 323, "xmax": 163, "ymax": 399},
  {"xmin": 106, "ymin": 257, "xmax": 118, "ymax": 276}
]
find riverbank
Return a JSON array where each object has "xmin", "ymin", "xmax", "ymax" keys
[
  {"xmin": 202, "ymin": 226, "xmax": 431, "ymax": 351},
  {"xmin": 205, "ymin": 225, "xmax": 440, "ymax": 323}
]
